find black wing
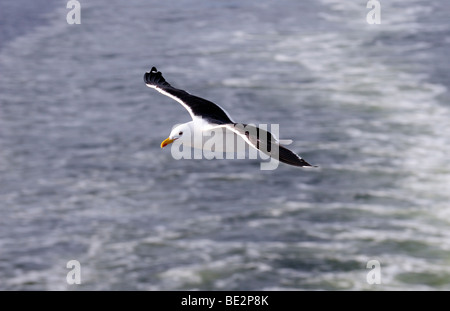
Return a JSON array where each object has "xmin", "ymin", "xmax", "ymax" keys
[
  {"xmin": 224, "ymin": 124, "xmax": 314, "ymax": 167},
  {"xmin": 144, "ymin": 67, "xmax": 234, "ymax": 124}
]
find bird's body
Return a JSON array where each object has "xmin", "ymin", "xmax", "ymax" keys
[{"xmin": 144, "ymin": 67, "xmax": 314, "ymax": 167}]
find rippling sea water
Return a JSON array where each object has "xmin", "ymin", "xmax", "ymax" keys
[{"xmin": 1, "ymin": 0, "xmax": 450, "ymax": 290}]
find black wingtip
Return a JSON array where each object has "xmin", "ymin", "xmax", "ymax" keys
[
  {"xmin": 143, "ymin": 66, "xmax": 157, "ymax": 84},
  {"xmin": 293, "ymin": 158, "xmax": 317, "ymax": 168},
  {"xmin": 143, "ymin": 66, "xmax": 171, "ymax": 87},
  {"xmin": 297, "ymin": 158, "xmax": 313, "ymax": 167},
  {"xmin": 277, "ymin": 145, "xmax": 317, "ymax": 168},
  {"xmin": 297, "ymin": 158, "xmax": 319, "ymax": 168}
]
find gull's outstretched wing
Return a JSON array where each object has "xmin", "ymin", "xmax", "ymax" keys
[
  {"xmin": 144, "ymin": 67, "xmax": 234, "ymax": 124},
  {"xmin": 219, "ymin": 124, "xmax": 314, "ymax": 167}
]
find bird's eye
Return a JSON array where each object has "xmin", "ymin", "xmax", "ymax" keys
[{"xmin": 179, "ymin": 131, "xmax": 183, "ymax": 135}]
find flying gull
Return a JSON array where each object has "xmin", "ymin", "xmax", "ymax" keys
[{"xmin": 143, "ymin": 67, "xmax": 314, "ymax": 167}]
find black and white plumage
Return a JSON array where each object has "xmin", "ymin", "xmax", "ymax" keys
[{"xmin": 144, "ymin": 66, "xmax": 314, "ymax": 167}]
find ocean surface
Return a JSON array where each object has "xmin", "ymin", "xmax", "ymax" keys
[{"xmin": 1, "ymin": 0, "xmax": 450, "ymax": 290}]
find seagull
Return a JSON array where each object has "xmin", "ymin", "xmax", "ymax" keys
[{"xmin": 143, "ymin": 67, "xmax": 314, "ymax": 167}]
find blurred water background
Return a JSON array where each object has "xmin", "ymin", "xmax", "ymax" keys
[{"xmin": 1, "ymin": 0, "xmax": 450, "ymax": 290}]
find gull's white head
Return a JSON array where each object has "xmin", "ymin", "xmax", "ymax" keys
[{"xmin": 160, "ymin": 122, "xmax": 192, "ymax": 148}]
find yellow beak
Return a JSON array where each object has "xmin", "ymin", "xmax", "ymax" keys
[{"xmin": 161, "ymin": 137, "xmax": 175, "ymax": 148}]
